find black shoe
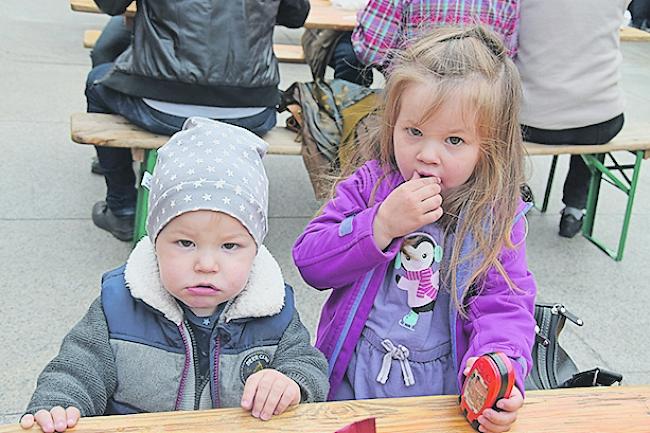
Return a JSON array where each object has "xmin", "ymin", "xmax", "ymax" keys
[
  {"xmin": 92, "ymin": 201, "xmax": 134, "ymax": 241},
  {"xmin": 91, "ymin": 157, "xmax": 106, "ymax": 175},
  {"xmin": 559, "ymin": 212, "xmax": 583, "ymax": 238}
]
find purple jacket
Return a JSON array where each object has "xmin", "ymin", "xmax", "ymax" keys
[{"xmin": 293, "ymin": 160, "xmax": 536, "ymax": 399}]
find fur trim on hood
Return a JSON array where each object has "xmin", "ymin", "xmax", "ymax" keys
[{"xmin": 124, "ymin": 237, "xmax": 285, "ymax": 325}]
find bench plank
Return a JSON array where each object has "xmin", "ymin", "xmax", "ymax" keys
[
  {"xmin": 71, "ymin": 113, "xmax": 302, "ymax": 156},
  {"xmin": 525, "ymin": 124, "xmax": 650, "ymax": 158},
  {"xmin": 0, "ymin": 386, "xmax": 648, "ymax": 433}
]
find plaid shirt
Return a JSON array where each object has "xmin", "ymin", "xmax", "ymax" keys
[{"xmin": 351, "ymin": 0, "xmax": 519, "ymax": 67}]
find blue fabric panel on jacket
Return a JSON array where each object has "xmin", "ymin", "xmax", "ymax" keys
[
  {"xmin": 101, "ymin": 266, "xmax": 185, "ymax": 354},
  {"xmin": 339, "ymin": 215, "xmax": 354, "ymax": 236},
  {"xmin": 104, "ymin": 398, "xmax": 142, "ymax": 415},
  {"xmin": 219, "ymin": 284, "xmax": 295, "ymax": 354}
]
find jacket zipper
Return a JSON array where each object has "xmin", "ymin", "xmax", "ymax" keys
[
  {"xmin": 183, "ymin": 323, "xmax": 205, "ymax": 410},
  {"xmin": 212, "ymin": 335, "xmax": 221, "ymax": 408},
  {"xmin": 175, "ymin": 322, "xmax": 192, "ymax": 410}
]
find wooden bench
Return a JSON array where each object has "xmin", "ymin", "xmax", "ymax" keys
[
  {"xmin": 1, "ymin": 386, "xmax": 648, "ymax": 432},
  {"xmin": 71, "ymin": 112, "xmax": 301, "ymax": 242},
  {"xmin": 82, "ymin": 30, "xmax": 306, "ymax": 63},
  {"xmin": 524, "ymin": 123, "xmax": 650, "ymax": 261}
]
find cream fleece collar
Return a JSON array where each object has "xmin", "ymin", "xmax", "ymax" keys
[{"xmin": 123, "ymin": 237, "xmax": 285, "ymax": 325}]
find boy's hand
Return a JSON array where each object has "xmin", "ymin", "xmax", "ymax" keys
[
  {"xmin": 463, "ymin": 357, "xmax": 524, "ymax": 433},
  {"xmin": 241, "ymin": 369, "xmax": 301, "ymax": 421},
  {"xmin": 373, "ymin": 173, "xmax": 442, "ymax": 250},
  {"xmin": 20, "ymin": 407, "xmax": 80, "ymax": 432}
]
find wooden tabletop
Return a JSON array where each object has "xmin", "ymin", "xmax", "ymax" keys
[
  {"xmin": 2, "ymin": 386, "xmax": 649, "ymax": 433},
  {"xmin": 69, "ymin": 0, "xmax": 358, "ymax": 31},
  {"xmin": 70, "ymin": 0, "xmax": 650, "ymax": 38}
]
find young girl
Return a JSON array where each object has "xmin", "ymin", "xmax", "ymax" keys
[{"xmin": 293, "ymin": 26, "xmax": 536, "ymax": 433}]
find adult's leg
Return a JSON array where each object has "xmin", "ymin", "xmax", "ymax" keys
[
  {"xmin": 328, "ymin": 32, "xmax": 373, "ymax": 87},
  {"xmin": 629, "ymin": 0, "xmax": 650, "ymax": 29},
  {"xmin": 523, "ymin": 114, "xmax": 624, "ymax": 209},
  {"xmin": 522, "ymin": 114, "xmax": 624, "ymax": 236},
  {"xmin": 85, "ymin": 64, "xmax": 187, "ymax": 239},
  {"xmin": 219, "ymin": 107, "xmax": 277, "ymax": 137},
  {"xmin": 90, "ymin": 16, "xmax": 132, "ymax": 67}
]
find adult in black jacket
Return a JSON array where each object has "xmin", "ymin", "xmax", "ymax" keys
[{"xmin": 87, "ymin": 0, "xmax": 310, "ymax": 241}]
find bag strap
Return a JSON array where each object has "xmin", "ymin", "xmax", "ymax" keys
[{"xmin": 560, "ymin": 367, "xmax": 623, "ymax": 388}]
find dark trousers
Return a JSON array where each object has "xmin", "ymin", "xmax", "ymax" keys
[
  {"xmin": 90, "ymin": 16, "xmax": 132, "ymax": 67},
  {"xmin": 329, "ymin": 32, "xmax": 373, "ymax": 87},
  {"xmin": 85, "ymin": 63, "xmax": 277, "ymax": 214},
  {"xmin": 629, "ymin": 0, "xmax": 650, "ymax": 29},
  {"xmin": 522, "ymin": 114, "xmax": 624, "ymax": 209}
]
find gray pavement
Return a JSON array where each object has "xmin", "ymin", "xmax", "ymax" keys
[{"xmin": 1, "ymin": 0, "xmax": 649, "ymax": 425}]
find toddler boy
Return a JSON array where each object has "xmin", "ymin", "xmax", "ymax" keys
[{"xmin": 21, "ymin": 117, "xmax": 329, "ymax": 432}]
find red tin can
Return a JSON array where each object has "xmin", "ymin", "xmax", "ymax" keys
[{"xmin": 459, "ymin": 352, "xmax": 515, "ymax": 431}]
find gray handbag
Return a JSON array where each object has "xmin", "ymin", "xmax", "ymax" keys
[{"xmin": 525, "ymin": 303, "xmax": 623, "ymax": 390}]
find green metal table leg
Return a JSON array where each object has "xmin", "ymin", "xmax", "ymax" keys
[
  {"xmin": 581, "ymin": 153, "xmax": 605, "ymax": 238},
  {"xmin": 133, "ymin": 149, "xmax": 158, "ymax": 245},
  {"xmin": 540, "ymin": 155, "xmax": 559, "ymax": 213},
  {"xmin": 582, "ymin": 151, "xmax": 643, "ymax": 261}
]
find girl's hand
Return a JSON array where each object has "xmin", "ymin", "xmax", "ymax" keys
[
  {"xmin": 373, "ymin": 173, "xmax": 443, "ymax": 250},
  {"xmin": 476, "ymin": 386, "xmax": 524, "ymax": 433},
  {"xmin": 463, "ymin": 357, "xmax": 524, "ymax": 433},
  {"xmin": 20, "ymin": 406, "xmax": 80, "ymax": 432},
  {"xmin": 241, "ymin": 369, "xmax": 301, "ymax": 421}
]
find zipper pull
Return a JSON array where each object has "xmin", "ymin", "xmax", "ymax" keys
[
  {"xmin": 534, "ymin": 325, "xmax": 550, "ymax": 347},
  {"xmin": 552, "ymin": 304, "xmax": 584, "ymax": 326}
]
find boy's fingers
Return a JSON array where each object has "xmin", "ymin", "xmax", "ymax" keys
[
  {"xmin": 259, "ymin": 383, "xmax": 286, "ymax": 420},
  {"xmin": 19, "ymin": 414, "xmax": 34, "ymax": 430},
  {"xmin": 49, "ymin": 406, "xmax": 68, "ymax": 432},
  {"xmin": 273, "ymin": 386, "xmax": 298, "ymax": 416},
  {"xmin": 33, "ymin": 410, "xmax": 55, "ymax": 433},
  {"xmin": 65, "ymin": 407, "xmax": 80, "ymax": 428},
  {"xmin": 251, "ymin": 373, "xmax": 274, "ymax": 417},
  {"xmin": 241, "ymin": 373, "xmax": 261, "ymax": 410}
]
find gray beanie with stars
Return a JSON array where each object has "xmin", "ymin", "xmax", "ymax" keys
[{"xmin": 147, "ymin": 117, "xmax": 269, "ymax": 246}]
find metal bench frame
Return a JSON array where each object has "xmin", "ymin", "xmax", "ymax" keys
[{"xmin": 539, "ymin": 150, "xmax": 646, "ymax": 261}]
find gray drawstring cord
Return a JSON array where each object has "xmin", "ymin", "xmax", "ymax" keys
[{"xmin": 376, "ymin": 339, "xmax": 415, "ymax": 386}]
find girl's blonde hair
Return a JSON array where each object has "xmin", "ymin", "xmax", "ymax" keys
[{"xmin": 340, "ymin": 25, "xmax": 525, "ymax": 315}]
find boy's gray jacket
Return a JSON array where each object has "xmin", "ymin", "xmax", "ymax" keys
[
  {"xmin": 25, "ymin": 239, "xmax": 328, "ymax": 416},
  {"xmin": 93, "ymin": 0, "xmax": 310, "ymax": 107}
]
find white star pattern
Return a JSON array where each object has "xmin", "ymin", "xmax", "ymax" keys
[
  {"xmin": 239, "ymin": 204, "xmax": 245, "ymax": 212},
  {"xmin": 202, "ymin": 193, "xmax": 212, "ymax": 201},
  {"xmin": 193, "ymin": 179, "xmax": 206, "ymax": 188},
  {"xmin": 187, "ymin": 168, "xmax": 195, "ymax": 175},
  {"xmin": 226, "ymin": 169, "xmax": 234, "ymax": 177},
  {"xmin": 235, "ymin": 185, "xmax": 242, "ymax": 195},
  {"xmin": 170, "ymin": 200, "xmax": 176, "ymax": 208},
  {"xmin": 175, "ymin": 184, "xmax": 183, "ymax": 192},
  {"xmin": 222, "ymin": 197, "xmax": 231, "ymax": 205},
  {"xmin": 183, "ymin": 194, "xmax": 192, "ymax": 202},
  {"xmin": 207, "ymin": 166, "xmax": 216, "ymax": 173},
  {"xmin": 215, "ymin": 179, "xmax": 225, "ymax": 189}
]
